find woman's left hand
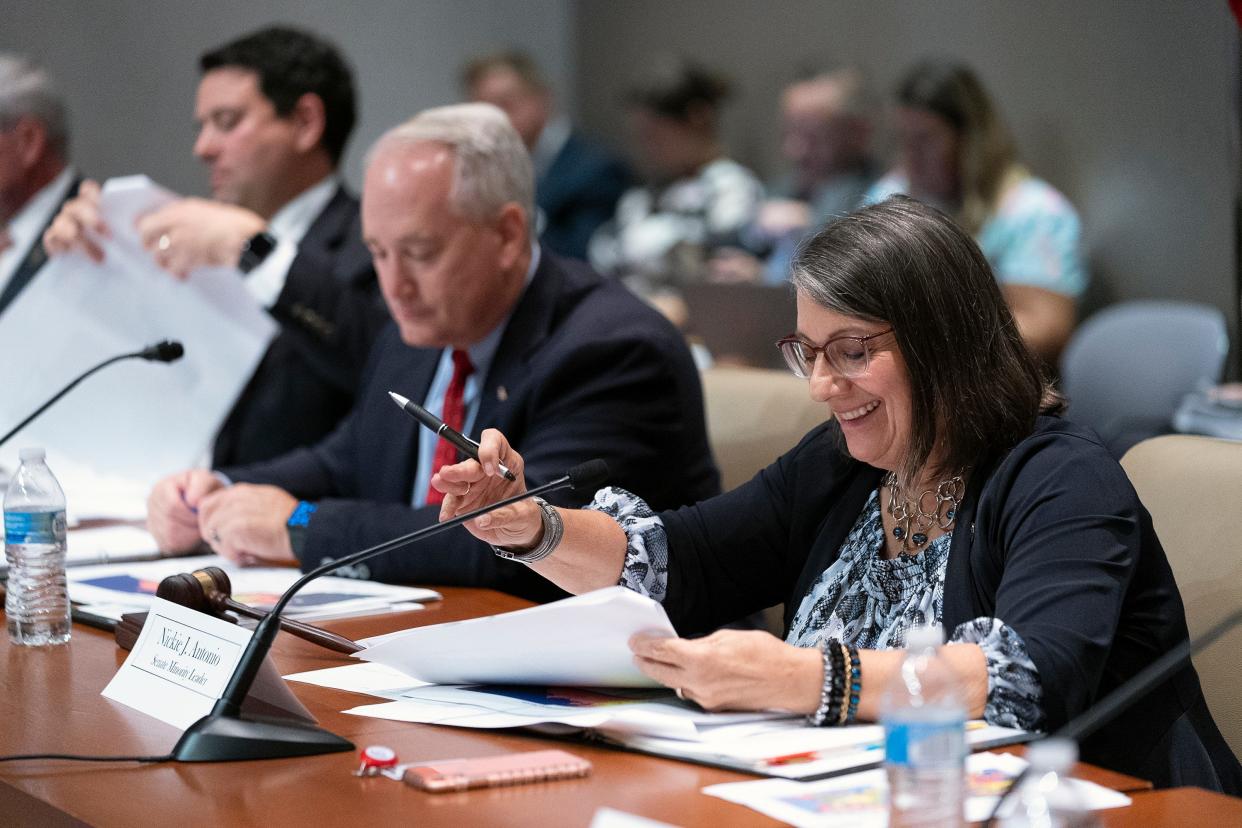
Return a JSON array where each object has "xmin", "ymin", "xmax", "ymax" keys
[{"xmin": 630, "ymin": 630, "xmax": 823, "ymax": 713}]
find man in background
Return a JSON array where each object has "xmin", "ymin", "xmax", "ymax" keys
[
  {"xmin": 146, "ymin": 104, "xmax": 720, "ymax": 603},
  {"xmin": 464, "ymin": 50, "xmax": 630, "ymax": 261},
  {"xmin": 0, "ymin": 54, "xmax": 80, "ymax": 315},
  {"xmin": 44, "ymin": 26, "xmax": 387, "ymax": 466},
  {"xmin": 712, "ymin": 66, "xmax": 875, "ymax": 284}
]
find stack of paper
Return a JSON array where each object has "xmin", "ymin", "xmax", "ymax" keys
[
  {"xmin": 283, "ymin": 586, "xmax": 1031, "ymax": 781},
  {"xmin": 67, "ymin": 554, "xmax": 440, "ymax": 622}
]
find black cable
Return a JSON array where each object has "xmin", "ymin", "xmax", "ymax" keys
[{"xmin": 0, "ymin": 753, "xmax": 173, "ymax": 763}]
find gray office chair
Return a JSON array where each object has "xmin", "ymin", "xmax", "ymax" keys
[{"xmin": 1060, "ymin": 300, "xmax": 1228, "ymax": 457}]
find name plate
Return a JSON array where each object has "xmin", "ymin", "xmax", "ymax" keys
[{"xmin": 102, "ymin": 596, "xmax": 252, "ymax": 730}]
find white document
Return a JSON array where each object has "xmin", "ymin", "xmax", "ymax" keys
[
  {"xmin": 102, "ymin": 596, "xmax": 254, "ymax": 730},
  {"xmin": 355, "ymin": 585, "xmax": 677, "ymax": 687},
  {"xmin": 702, "ymin": 751, "xmax": 1131, "ymax": 828},
  {"xmin": 0, "ymin": 174, "xmax": 276, "ymax": 491},
  {"xmin": 339, "ymin": 683, "xmax": 787, "ymax": 737},
  {"xmin": 67, "ymin": 553, "xmax": 441, "ymax": 622}
]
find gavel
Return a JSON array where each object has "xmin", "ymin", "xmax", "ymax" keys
[{"xmin": 155, "ymin": 566, "xmax": 363, "ymax": 655}]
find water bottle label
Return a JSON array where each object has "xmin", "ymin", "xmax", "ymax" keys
[
  {"xmin": 885, "ymin": 720, "xmax": 966, "ymax": 767},
  {"xmin": 4, "ymin": 511, "xmax": 67, "ymax": 545}
]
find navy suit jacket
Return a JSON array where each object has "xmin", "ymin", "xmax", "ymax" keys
[
  {"xmin": 225, "ymin": 251, "xmax": 721, "ymax": 602},
  {"xmin": 0, "ymin": 176, "xmax": 83, "ymax": 316},
  {"xmin": 212, "ymin": 186, "xmax": 388, "ymax": 467},
  {"xmin": 537, "ymin": 132, "xmax": 630, "ymax": 261}
]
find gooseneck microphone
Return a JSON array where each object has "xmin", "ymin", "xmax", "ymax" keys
[
  {"xmin": 983, "ymin": 605, "xmax": 1242, "ymax": 825},
  {"xmin": 0, "ymin": 339, "xmax": 185, "ymax": 449},
  {"xmin": 171, "ymin": 458, "xmax": 610, "ymax": 762}
]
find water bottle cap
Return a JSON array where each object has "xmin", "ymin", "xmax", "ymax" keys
[
  {"xmin": 18, "ymin": 447, "xmax": 45, "ymax": 463},
  {"xmin": 905, "ymin": 623, "xmax": 944, "ymax": 650},
  {"xmin": 1026, "ymin": 737, "xmax": 1078, "ymax": 772}
]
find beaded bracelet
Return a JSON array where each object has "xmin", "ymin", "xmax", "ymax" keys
[
  {"xmin": 826, "ymin": 642, "xmax": 846, "ymax": 725},
  {"xmin": 836, "ymin": 642, "xmax": 851, "ymax": 725},
  {"xmin": 807, "ymin": 638, "xmax": 837, "ymax": 726},
  {"xmin": 808, "ymin": 637, "xmax": 848, "ymax": 727},
  {"xmin": 844, "ymin": 644, "xmax": 862, "ymax": 724}
]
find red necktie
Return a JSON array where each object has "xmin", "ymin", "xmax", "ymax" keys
[{"xmin": 426, "ymin": 349, "xmax": 475, "ymax": 505}]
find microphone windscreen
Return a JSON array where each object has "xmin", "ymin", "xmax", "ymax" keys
[
  {"xmin": 567, "ymin": 459, "xmax": 609, "ymax": 491},
  {"xmin": 143, "ymin": 340, "xmax": 185, "ymax": 362}
]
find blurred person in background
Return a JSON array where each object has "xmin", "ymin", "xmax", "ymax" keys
[
  {"xmin": 0, "ymin": 53, "xmax": 80, "ymax": 316},
  {"xmin": 711, "ymin": 66, "xmax": 876, "ymax": 285},
  {"xmin": 589, "ymin": 56, "xmax": 762, "ymax": 318},
  {"xmin": 464, "ymin": 50, "xmax": 630, "ymax": 261},
  {"xmin": 865, "ymin": 58, "xmax": 1086, "ymax": 365}
]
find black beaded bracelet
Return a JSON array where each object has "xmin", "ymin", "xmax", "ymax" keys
[
  {"xmin": 807, "ymin": 638, "xmax": 839, "ymax": 726},
  {"xmin": 844, "ymin": 644, "xmax": 862, "ymax": 724},
  {"xmin": 825, "ymin": 641, "xmax": 847, "ymax": 725}
]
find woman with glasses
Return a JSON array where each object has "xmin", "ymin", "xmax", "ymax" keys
[{"xmin": 434, "ymin": 196, "xmax": 1240, "ymax": 794}]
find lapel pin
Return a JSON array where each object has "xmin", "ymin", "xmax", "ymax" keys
[{"xmin": 496, "ymin": 386, "xmax": 508, "ymax": 402}]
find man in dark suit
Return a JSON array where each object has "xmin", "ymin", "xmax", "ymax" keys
[
  {"xmin": 0, "ymin": 54, "xmax": 81, "ymax": 316},
  {"xmin": 43, "ymin": 27, "xmax": 387, "ymax": 466},
  {"xmin": 146, "ymin": 104, "xmax": 719, "ymax": 602},
  {"xmin": 464, "ymin": 51, "xmax": 630, "ymax": 261}
]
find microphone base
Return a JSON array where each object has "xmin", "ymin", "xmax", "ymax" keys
[{"xmin": 172, "ymin": 711, "xmax": 354, "ymax": 762}]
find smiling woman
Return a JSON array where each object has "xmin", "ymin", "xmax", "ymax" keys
[{"xmin": 437, "ymin": 196, "xmax": 1242, "ymax": 795}]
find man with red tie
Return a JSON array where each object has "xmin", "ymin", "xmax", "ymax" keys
[{"xmin": 145, "ymin": 104, "xmax": 720, "ymax": 602}]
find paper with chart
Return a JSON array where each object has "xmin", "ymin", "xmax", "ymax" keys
[
  {"xmin": 702, "ymin": 751, "xmax": 1131, "ymax": 827},
  {"xmin": 0, "ymin": 175, "xmax": 276, "ymax": 493}
]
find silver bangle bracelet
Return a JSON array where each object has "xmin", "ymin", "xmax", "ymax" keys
[{"xmin": 492, "ymin": 497, "xmax": 563, "ymax": 564}]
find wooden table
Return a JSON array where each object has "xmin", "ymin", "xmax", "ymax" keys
[{"xmin": 0, "ymin": 587, "xmax": 1237, "ymax": 826}]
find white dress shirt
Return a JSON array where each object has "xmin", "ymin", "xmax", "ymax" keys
[{"xmin": 243, "ymin": 176, "xmax": 339, "ymax": 308}]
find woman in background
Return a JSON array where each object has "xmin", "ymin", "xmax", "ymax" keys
[
  {"xmin": 589, "ymin": 56, "xmax": 762, "ymax": 307},
  {"xmin": 867, "ymin": 59, "xmax": 1086, "ymax": 365}
]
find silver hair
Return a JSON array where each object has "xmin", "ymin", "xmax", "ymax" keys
[
  {"xmin": 367, "ymin": 102, "xmax": 534, "ymax": 226},
  {"xmin": 0, "ymin": 54, "xmax": 69, "ymax": 158}
]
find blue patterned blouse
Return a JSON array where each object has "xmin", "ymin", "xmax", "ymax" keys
[{"xmin": 592, "ymin": 486, "xmax": 1044, "ymax": 730}]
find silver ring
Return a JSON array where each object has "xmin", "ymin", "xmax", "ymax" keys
[
  {"xmin": 464, "ymin": 482, "xmax": 472, "ymax": 496},
  {"xmin": 157, "ymin": 233, "xmax": 171, "ymax": 251},
  {"xmin": 674, "ymin": 688, "xmax": 686, "ymax": 701}
]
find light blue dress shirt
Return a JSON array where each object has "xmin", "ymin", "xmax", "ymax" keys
[{"xmin": 410, "ymin": 244, "xmax": 541, "ymax": 506}]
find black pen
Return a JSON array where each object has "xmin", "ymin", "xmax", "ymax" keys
[{"xmin": 388, "ymin": 391, "xmax": 518, "ymax": 481}]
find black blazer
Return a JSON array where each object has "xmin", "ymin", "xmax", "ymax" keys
[
  {"xmin": 537, "ymin": 132, "xmax": 631, "ymax": 261},
  {"xmin": 0, "ymin": 176, "xmax": 82, "ymax": 316},
  {"xmin": 658, "ymin": 416, "xmax": 1242, "ymax": 794},
  {"xmin": 211, "ymin": 187, "xmax": 387, "ymax": 467},
  {"xmin": 225, "ymin": 251, "xmax": 721, "ymax": 603}
]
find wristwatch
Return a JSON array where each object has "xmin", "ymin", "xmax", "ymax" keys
[
  {"xmin": 492, "ymin": 497, "xmax": 563, "ymax": 564},
  {"xmin": 238, "ymin": 230, "xmax": 277, "ymax": 274}
]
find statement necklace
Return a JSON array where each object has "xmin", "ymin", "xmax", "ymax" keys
[{"xmin": 883, "ymin": 472, "xmax": 964, "ymax": 555}]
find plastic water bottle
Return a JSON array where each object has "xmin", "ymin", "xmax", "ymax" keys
[
  {"xmin": 998, "ymin": 738, "xmax": 1099, "ymax": 827},
  {"xmin": 882, "ymin": 623, "xmax": 966, "ymax": 827},
  {"xmin": 4, "ymin": 447, "xmax": 70, "ymax": 646}
]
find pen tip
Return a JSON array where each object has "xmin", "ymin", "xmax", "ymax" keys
[{"xmin": 388, "ymin": 391, "xmax": 408, "ymax": 406}]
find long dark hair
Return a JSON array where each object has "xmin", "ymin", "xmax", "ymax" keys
[
  {"xmin": 896, "ymin": 59, "xmax": 1019, "ymax": 235},
  {"xmin": 790, "ymin": 196, "xmax": 1060, "ymax": 485}
]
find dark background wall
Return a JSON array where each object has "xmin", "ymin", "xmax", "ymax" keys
[
  {"xmin": 574, "ymin": 0, "xmax": 1240, "ymax": 356},
  {"xmin": 2, "ymin": 1, "xmax": 1237, "ymax": 362},
  {"xmin": 0, "ymin": 0, "xmax": 574, "ymax": 194}
]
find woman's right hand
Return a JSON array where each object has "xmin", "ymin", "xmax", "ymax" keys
[{"xmin": 432, "ymin": 428, "xmax": 544, "ymax": 550}]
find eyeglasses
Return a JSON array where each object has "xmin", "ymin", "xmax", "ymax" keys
[{"xmin": 775, "ymin": 329, "xmax": 893, "ymax": 379}]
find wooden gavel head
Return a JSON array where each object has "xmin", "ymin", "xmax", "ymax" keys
[{"xmin": 155, "ymin": 567, "xmax": 234, "ymax": 617}]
